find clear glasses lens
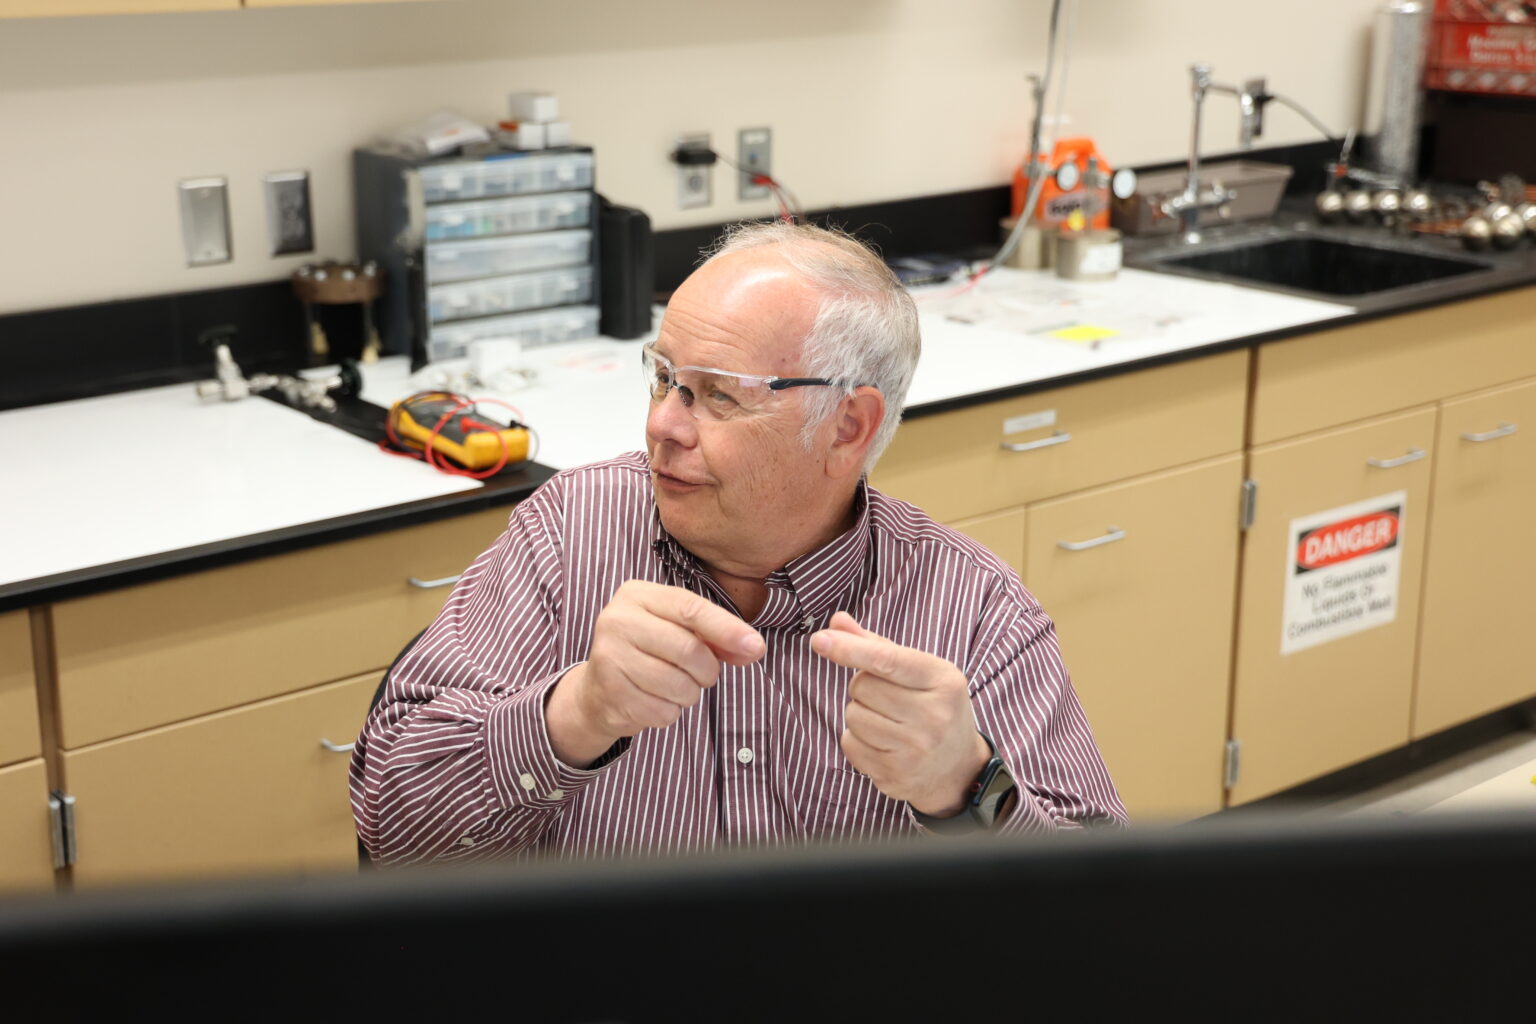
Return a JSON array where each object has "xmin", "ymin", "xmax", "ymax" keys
[{"xmin": 642, "ymin": 348, "xmax": 768, "ymax": 421}]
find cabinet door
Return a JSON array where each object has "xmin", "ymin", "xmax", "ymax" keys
[
  {"xmin": 1415, "ymin": 378, "xmax": 1536, "ymax": 737},
  {"xmin": 1230, "ymin": 407, "xmax": 1437, "ymax": 804},
  {"xmin": 873, "ymin": 350, "xmax": 1248, "ymax": 522},
  {"xmin": 0, "ymin": 1, "xmax": 235, "ymax": 15},
  {"xmin": 0, "ymin": 759, "xmax": 55, "ymax": 892},
  {"xmin": 0, "ymin": 610, "xmax": 41, "ymax": 768},
  {"xmin": 1025, "ymin": 455, "xmax": 1243, "ymax": 822},
  {"xmin": 62, "ymin": 672, "xmax": 378, "ymax": 888},
  {"xmin": 54, "ymin": 506, "xmax": 508, "ymax": 749},
  {"xmin": 948, "ymin": 507, "xmax": 1026, "ymax": 579}
]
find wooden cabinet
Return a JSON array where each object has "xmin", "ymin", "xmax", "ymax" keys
[
  {"xmin": 0, "ymin": 610, "xmax": 41, "ymax": 768},
  {"xmin": 872, "ymin": 350, "xmax": 1248, "ymax": 524},
  {"xmin": 0, "ymin": 759, "xmax": 55, "ymax": 892},
  {"xmin": 1414, "ymin": 377, "xmax": 1536, "ymax": 737},
  {"xmin": 1251, "ymin": 288, "xmax": 1536, "ymax": 446},
  {"xmin": 949, "ymin": 508, "xmax": 1027, "ymax": 579},
  {"xmin": 1229, "ymin": 406, "xmax": 1437, "ymax": 804},
  {"xmin": 62, "ymin": 671, "xmax": 378, "ymax": 888},
  {"xmin": 0, "ymin": 0, "xmax": 235, "ymax": 15},
  {"xmin": 52, "ymin": 506, "xmax": 507, "ymax": 749},
  {"xmin": 1026, "ymin": 455, "xmax": 1243, "ymax": 822}
]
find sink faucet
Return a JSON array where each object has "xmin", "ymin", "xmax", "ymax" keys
[{"xmin": 1160, "ymin": 63, "xmax": 1238, "ymax": 244}]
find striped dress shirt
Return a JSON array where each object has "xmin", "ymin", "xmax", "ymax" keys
[{"xmin": 351, "ymin": 452, "xmax": 1126, "ymax": 864}]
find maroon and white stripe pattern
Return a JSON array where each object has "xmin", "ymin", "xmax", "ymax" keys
[{"xmin": 351, "ymin": 452, "xmax": 1126, "ymax": 865}]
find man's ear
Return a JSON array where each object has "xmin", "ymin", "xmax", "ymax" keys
[{"xmin": 825, "ymin": 386, "xmax": 885, "ymax": 480}]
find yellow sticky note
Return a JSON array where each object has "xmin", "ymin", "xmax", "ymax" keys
[{"xmin": 1048, "ymin": 324, "xmax": 1120, "ymax": 344}]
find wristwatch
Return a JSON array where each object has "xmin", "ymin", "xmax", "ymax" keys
[{"xmin": 912, "ymin": 734, "xmax": 1017, "ymax": 835}]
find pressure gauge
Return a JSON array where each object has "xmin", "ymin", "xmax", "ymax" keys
[
  {"xmin": 1054, "ymin": 160, "xmax": 1081, "ymax": 192},
  {"xmin": 1111, "ymin": 167, "xmax": 1137, "ymax": 200}
]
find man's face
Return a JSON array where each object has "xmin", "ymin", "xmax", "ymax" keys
[{"xmin": 645, "ymin": 250, "xmax": 839, "ymax": 577}]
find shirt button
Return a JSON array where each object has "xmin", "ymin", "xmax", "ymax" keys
[
  {"xmin": 736, "ymin": 747, "xmax": 754, "ymax": 765},
  {"xmin": 459, "ymin": 836, "xmax": 476, "ymax": 847},
  {"xmin": 519, "ymin": 773, "xmax": 537, "ymax": 791},
  {"xmin": 801, "ymin": 614, "xmax": 817, "ymax": 631},
  {"xmin": 547, "ymin": 788, "xmax": 564, "ymax": 801}
]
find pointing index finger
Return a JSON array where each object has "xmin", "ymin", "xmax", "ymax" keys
[{"xmin": 809, "ymin": 626, "xmax": 936, "ymax": 689}]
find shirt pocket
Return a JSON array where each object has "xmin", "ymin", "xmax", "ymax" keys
[{"xmin": 808, "ymin": 767, "xmax": 913, "ymax": 842}]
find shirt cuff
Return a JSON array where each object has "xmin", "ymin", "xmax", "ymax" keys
[{"xmin": 482, "ymin": 667, "xmax": 630, "ymax": 811}]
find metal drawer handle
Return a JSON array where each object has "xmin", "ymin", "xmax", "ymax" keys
[
  {"xmin": 1057, "ymin": 527, "xmax": 1127, "ymax": 552},
  {"xmin": 1366, "ymin": 448, "xmax": 1425, "ymax": 469},
  {"xmin": 1461, "ymin": 423, "xmax": 1517, "ymax": 443},
  {"xmin": 320, "ymin": 739, "xmax": 355, "ymax": 754},
  {"xmin": 407, "ymin": 574, "xmax": 461, "ymax": 589},
  {"xmin": 1001, "ymin": 430, "xmax": 1072, "ymax": 453}
]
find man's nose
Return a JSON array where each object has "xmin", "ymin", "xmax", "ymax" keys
[{"xmin": 646, "ymin": 385, "xmax": 699, "ymax": 447}]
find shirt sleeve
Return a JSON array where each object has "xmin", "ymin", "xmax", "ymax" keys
[
  {"xmin": 950, "ymin": 578, "xmax": 1130, "ymax": 835},
  {"xmin": 349, "ymin": 481, "xmax": 626, "ymax": 866}
]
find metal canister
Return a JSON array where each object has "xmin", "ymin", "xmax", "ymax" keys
[
  {"xmin": 1054, "ymin": 228, "xmax": 1122, "ymax": 281},
  {"xmin": 1363, "ymin": 1, "xmax": 1431, "ymax": 187}
]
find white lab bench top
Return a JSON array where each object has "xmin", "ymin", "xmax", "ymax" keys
[{"xmin": 1, "ymin": 267, "xmax": 1353, "ymax": 599}]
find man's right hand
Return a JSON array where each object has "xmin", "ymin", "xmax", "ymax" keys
[{"xmin": 544, "ymin": 580, "xmax": 766, "ymax": 769}]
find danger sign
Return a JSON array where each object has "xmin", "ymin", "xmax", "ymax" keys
[{"xmin": 1281, "ymin": 492, "xmax": 1406, "ymax": 655}]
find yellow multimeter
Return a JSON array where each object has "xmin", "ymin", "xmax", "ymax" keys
[{"xmin": 386, "ymin": 392, "xmax": 530, "ymax": 471}]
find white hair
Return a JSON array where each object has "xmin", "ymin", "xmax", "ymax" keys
[{"xmin": 701, "ymin": 221, "xmax": 921, "ymax": 473}]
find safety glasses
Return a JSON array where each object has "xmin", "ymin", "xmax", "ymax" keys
[{"xmin": 641, "ymin": 343, "xmax": 846, "ymax": 421}]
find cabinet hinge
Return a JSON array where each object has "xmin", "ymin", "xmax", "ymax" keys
[
  {"xmin": 1240, "ymin": 479, "xmax": 1258, "ymax": 531},
  {"xmin": 48, "ymin": 790, "xmax": 77, "ymax": 869},
  {"xmin": 1223, "ymin": 740, "xmax": 1242, "ymax": 789}
]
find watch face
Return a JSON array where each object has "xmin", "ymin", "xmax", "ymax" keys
[{"xmin": 971, "ymin": 757, "xmax": 1017, "ymax": 828}]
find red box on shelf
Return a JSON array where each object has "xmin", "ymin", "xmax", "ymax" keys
[{"xmin": 1426, "ymin": 5, "xmax": 1536, "ymax": 97}]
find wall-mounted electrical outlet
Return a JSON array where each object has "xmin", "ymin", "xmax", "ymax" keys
[
  {"xmin": 178, "ymin": 176, "xmax": 231, "ymax": 266},
  {"xmin": 263, "ymin": 170, "xmax": 314, "ymax": 256},
  {"xmin": 738, "ymin": 127, "xmax": 772, "ymax": 201},
  {"xmin": 675, "ymin": 132, "xmax": 712, "ymax": 210}
]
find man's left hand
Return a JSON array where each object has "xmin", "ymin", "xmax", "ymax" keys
[{"xmin": 810, "ymin": 612, "xmax": 991, "ymax": 818}]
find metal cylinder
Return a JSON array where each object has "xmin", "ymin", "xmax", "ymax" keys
[{"xmin": 1363, "ymin": 1, "xmax": 1431, "ymax": 187}]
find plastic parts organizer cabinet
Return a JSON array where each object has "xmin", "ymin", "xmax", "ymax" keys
[{"xmin": 353, "ymin": 144, "xmax": 599, "ymax": 369}]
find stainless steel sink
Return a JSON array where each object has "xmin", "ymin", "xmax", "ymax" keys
[{"xmin": 1126, "ymin": 222, "xmax": 1502, "ymax": 304}]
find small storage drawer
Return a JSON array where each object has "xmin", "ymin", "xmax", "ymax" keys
[
  {"xmin": 426, "ymin": 230, "xmax": 591, "ymax": 283},
  {"xmin": 430, "ymin": 305, "xmax": 601, "ymax": 362},
  {"xmin": 62, "ymin": 672, "xmax": 379, "ymax": 888},
  {"xmin": 52, "ymin": 506, "xmax": 510, "ymax": 750},
  {"xmin": 873, "ymin": 349, "xmax": 1249, "ymax": 523},
  {"xmin": 429, "ymin": 265, "xmax": 593, "ymax": 323},
  {"xmin": 0, "ymin": 609, "xmax": 40, "ymax": 768},
  {"xmin": 418, "ymin": 150, "xmax": 594, "ymax": 202},
  {"xmin": 425, "ymin": 191, "xmax": 592, "ymax": 241}
]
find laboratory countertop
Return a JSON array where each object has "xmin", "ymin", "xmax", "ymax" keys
[{"xmin": 4, "ymin": 257, "xmax": 1533, "ymax": 614}]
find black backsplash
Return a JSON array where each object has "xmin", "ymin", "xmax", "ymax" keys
[
  {"xmin": 0, "ymin": 279, "xmax": 308, "ymax": 412},
  {"xmin": 0, "ymin": 140, "xmax": 1349, "ymax": 413}
]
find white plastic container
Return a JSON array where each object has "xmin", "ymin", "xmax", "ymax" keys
[
  {"xmin": 418, "ymin": 151, "xmax": 595, "ymax": 202},
  {"xmin": 426, "ymin": 229, "xmax": 591, "ymax": 283},
  {"xmin": 428, "ymin": 265, "xmax": 594, "ymax": 322},
  {"xmin": 429, "ymin": 306, "xmax": 601, "ymax": 361},
  {"xmin": 424, "ymin": 192, "xmax": 592, "ymax": 242}
]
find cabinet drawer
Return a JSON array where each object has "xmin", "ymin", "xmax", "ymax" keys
[
  {"xmin": 62, "ymin": 672, "xmax": 378, "ymax": 888},
  {"xmin": 948, "ymin": 507, "xmax": 1026, "ymax": 580},
  {"xmin": 1415, "ymin": 377, "xmax": 1536, "ymax": 737},
  {"xmin": 53, "ymin": 506, "xmax": 509, "ymax": 749},
  {"xmin": 873, "ymin": 349, "xmax": 1248, "ymax": 522},
  {"xmin": 0, "ymin": 759, "xmax": 54, "ymax": 893},
  {"xmin": 1253, "ymin": 286, "xmax": 1536, "ymax": 445},
  {"xmin": 1230, "ymin": 406, "xmax": 1437, "ymax": 803},
  {"xmin": 0, "ymin": 610, "xmax": 41, "ymax": 767},
  {"xmin": 1026, "ymin": 455, "xmax": 1243, "ymax": 822}
]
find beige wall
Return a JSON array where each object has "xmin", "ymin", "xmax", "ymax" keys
[{"xmin": 0, "ymin": 0, "xmax": 1383, "ymax": 315}]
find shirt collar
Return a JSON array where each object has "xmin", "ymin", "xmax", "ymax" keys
[{"xmin": 648, "ymin": 478, "xmax": 874, "ymax": 630}]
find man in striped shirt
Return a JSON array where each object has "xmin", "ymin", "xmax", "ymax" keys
[{"xmin": 352, "ymin": 222, "xmax": 1126, "ymax": 864}]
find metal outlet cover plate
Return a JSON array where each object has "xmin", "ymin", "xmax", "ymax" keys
[{"xmin": 178, "ymin": 176, "xmax": 232, "ymax": 266}]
